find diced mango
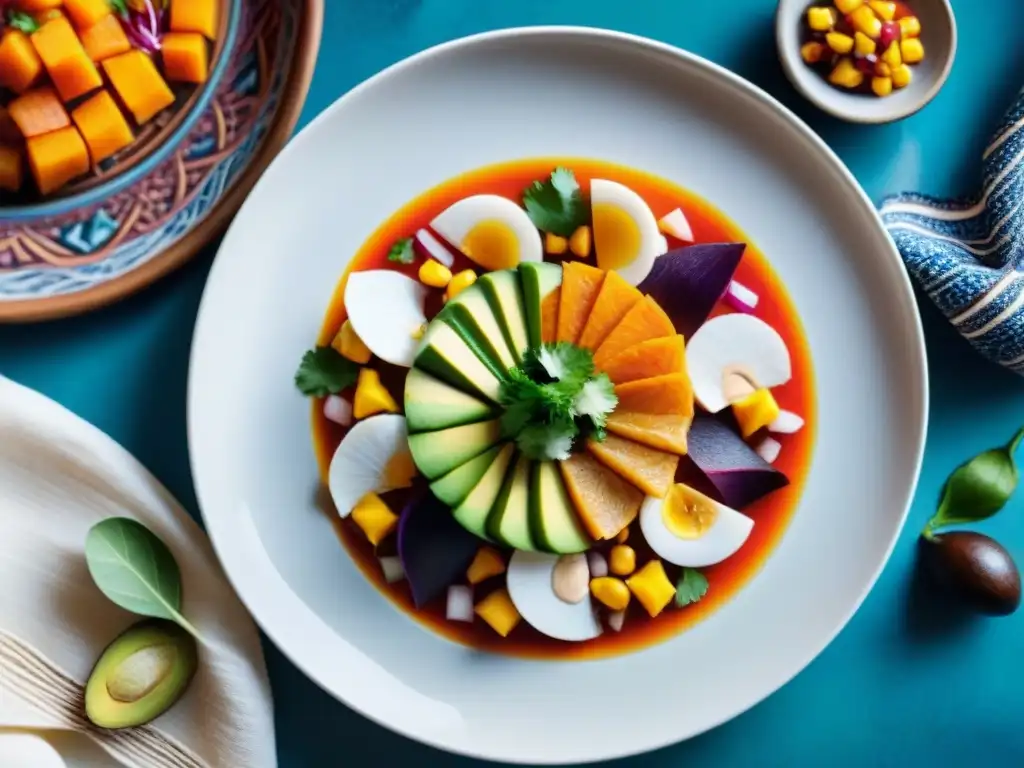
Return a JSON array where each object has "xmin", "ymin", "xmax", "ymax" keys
[
  {"xmin": 0, "ymin": 145, "xmax": 24, "ymax": 192},
  {"xmin": 800, "ymin": 41, "xmax": 827, "ymax": 64},
  {"xmin": 331, "ymin": 319, "xmax": 372, "ymax": 364},
  {"xmin": 806, "ymin": 6, "xmax": 837, "ymax": 31},
  {"xmin": 609, "ymin": 545, "xmax": 636, "ymax": 577},
  {"xmin": 7, "ymin": 87, "xmax": 69, "ymax": 138},
  {"xmin": 467, "ymin": 547, "xmax": 506, "ymax": 585},
  {"xmin": 32, "ymin": 16, "xmax": 103, "ymax": 101},
  {"xmin": 900, "ymin": 37, "xmax": 924, "ymax": 64},
  {"xmin": 72, "ymin": 90, "xmax": 133, "ymax": 164},
  {"xmin": 828, "ymin": 57, "xmax": 865, "ymax": 89},
  {"xmin": 590, "ymin": 577, "xmax": 631, "ymax": 611},
  {"xmin": 872, "ymin": 76, "xmax": 893, "ymax": 97},
  {"xmin": 418, "ymin": 259, "xmax": 452, "ymax": 288},
  {"xmin": 834, "ymin": 0, "xmax": 864, "ymax": 13},
  {"xmin": 353, "ymin": 368, "xmax": 399, "ymax": 420},
  {"xmin": 350, "ymin": 493, "xmax": 398, "ymax": 546},
  {"xmin": 825, "ymin": 32, "xmax": 854, "ymax": 55},
  {"xmin": 170, "ymin": 0, "xmax": 218, "ymax": 40},
  {"xmin": 446, "ymin": 269, "xmax": 477, "ymax": 300},
  {"xmin": 0, "ymin": 30, "xmax": 44, "ymax": 94},
  {"xmin": 64, "ymin": 0, "xmax": 112, "ymax": 30},
  {"xmin": 569, "ymin": 225, "xmax": 591, "ymax": 258},
  {"xmin": 881, "ymin": 40, "xmax": 902, "ymax": 67},
  {"xmin": 545, "ymin": 231, "xmax": 568, "ymax": 255},
  {"xmin": 626, "ymin": 561, "xmax": 677, "ymax": 618},
  {"xmin": 848, "ymin": 5, "xmax": 882, "ymax": 38},
  {"xmin": 867, "ymin": 1, "xmax": 896, "ymax": 21},
  {"xmin": 103, "ymin": 50, "xmax": 175, "ymax": 124},
  {"xmin": 898, "ymin": 15, "xmax": 921, "ymax": 38},
  {"xmin": 891, "ymin": 63, "xmax": 913, "ymax": 89},
  {"xmin": 475, "ymin": 588, "xmax": 521, "ymax": 637},
  {"xmin": 26, "ymin": 126, "xmax": 90, "ymax": 194},
  {"xmin": 731, "ymin": 389, "xmax": 781, "ymax": 439},
  {"xmin": 854, "ymin": 31, "xmax": 877, "ymax": 56},
  {"xmin": 79, "ymin": 14, "xmax": 131, "ymax": 62},
  {"xmin": 161, "ymin": 31, "xmax": 209, "ymax": 83}
]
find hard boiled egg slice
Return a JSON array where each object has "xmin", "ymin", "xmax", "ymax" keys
[
  {"xmin": 640, "ymin": 483, "xmax": 753, "ymax": 568},
  {"xmin": 345, "ymin": 271, "xmax": 429, "ymax": 367},
  {"xmin": 431, "ymin": 195, "xmax": 543, "ymax": 271},
  {"xmin": 591, "ymin": 179, "xmax": 666, "ymax": 285},
  {"xmin": 506, "ymin": 550, "xmax": 602, "ymax": 642},
  {"xmin": 328, "ymin": 414, "xmax": 416, "ymax": 518}
]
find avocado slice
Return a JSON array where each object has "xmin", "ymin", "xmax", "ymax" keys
[
  {"xmin": 453, "ymin": 443, "xmax": 516, "ymax": 540},
  {"xmin": 405, "ymin": 367, "xmax": 498, "ymax": 433},
  {"xmin": 415, "ymin": 322, "xmax": 501, "ymax": 403},
  {"xmin": 408, "ymin": 418, "xmax": 502, "ymax": 480},
  {"xmin": 479, "ymin": 270, "xmax": 530, "ymax": 364},
  {"xmin": 529, "ymin": 461, "xmax": 590, "ymax": 554},
  {"xmin": 486, "ymin": 452, "xmax": 536, "ymax": 551},
  {"xmin": 85, "ymin": 620, "xmax": 198, "ymax": 729},
  {"xmin": 519, "ymin": 262, "xmax": 563, "ymax": 349},
  {"xmin": 431, "ymin": 444, "xmax": 505, "ymax": 507},
  {"xmin": 438, "ymin": 284, "xmax": 517, "ymax": 377}
]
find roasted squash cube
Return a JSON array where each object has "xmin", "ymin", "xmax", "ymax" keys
[
  {"xmin": 161, "ymin": 32, "xmax": 209, "ymax": 83},
  {"xmin": 0, "ymin": 30, "xmax": 44, "ymax": 94},
  {"xmin": 72, "ymin": 90, "xmax": 134, "ymax": 164},
  {"xmin": 170, "ymin": 0, "xmax": 218, "ymax": 40},
  {"xmin": 64, "ymin": 0, "xmax": 113, "ymax": 29},
  {"xmin": 7, "ymin": 87, "xmax": 70, "ymax": 138},
  {"xmin": 103, "ymin": 50, "xmax": 176, "ymax": 124},
  {"xmin": 79, "ymin": 14, "xmax": 132, "ymax": 62},
  {"xmin": 32, "ymin": 16, "xmax": 103, "ymax": 101},
  {"xmin": 26, "ymin": 126, "xmax": 90, "ymax": 194}
]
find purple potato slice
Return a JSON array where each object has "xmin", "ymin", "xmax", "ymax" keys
[{"xmin": 397, "ymin": 492, "xmax": 480, "ymax": 608}]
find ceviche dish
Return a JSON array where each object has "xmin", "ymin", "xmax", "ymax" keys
[{"xmin": 294, "ymin": 158, "xmax": 816, "ymax": 659}]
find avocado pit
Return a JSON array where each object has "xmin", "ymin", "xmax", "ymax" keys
[{"xmin": 922, "ymin": 531, "xmax": 1021, "ymax": 617}]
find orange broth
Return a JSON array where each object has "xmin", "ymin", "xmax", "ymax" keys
[{"xmin": 312, "ymin": 158, "xmax": 816, "ymax": 661}]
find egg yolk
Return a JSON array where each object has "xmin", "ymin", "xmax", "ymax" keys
[
  {"xmin": 383, "ymin": 449, "xmax": 417, "ymax": 488},
  {"xmin": 662, "ymin": 484, "xmax": 718, "ymax": 540},
  {"xmin": 460, "ymin": 220, "xmax": 520, "ymax": 271},
  {"xmin": 593, "ymin": 202, "xmax": 641, "ymax": 271}
]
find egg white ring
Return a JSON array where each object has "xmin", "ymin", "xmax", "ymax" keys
[
  {"xmin": 430, "ymin": 194, "xmax": 543, "ymax": 268},
  {"xmin": 639, "ymin": 494, "xmax": 754, "ymax": 568},
  {"xmin": 591, "ymin": 178, "xmax": 662, "ymax": 286}
]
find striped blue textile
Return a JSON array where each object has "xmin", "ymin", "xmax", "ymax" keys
[{"xmin": 880, "ymin": 90, "xmax": 1024, "ymax": 374}]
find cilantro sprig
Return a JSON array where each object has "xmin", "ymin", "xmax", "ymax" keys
[
  {"xmin": 387, "ymin": 237, "xmax": 415, "ymax": 265},
  {"xmin": 6, "ymin": 10, "xmax": 40, "ymax": 33},
  {"xmin": 676, "ymin": 568, "xmax": 709, "ymax": 607},
  {"xmin": 295, "ymin": 346, "xmax": 360, "ymax": 397},
  {"xmin": 522, "ymin": 167, "xmax": 589, "ymax": 237}
]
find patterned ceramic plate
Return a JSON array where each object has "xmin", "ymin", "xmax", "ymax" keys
[{"xmin": 0, "ymin": 0, "xmax": 322, "ymax": 322}]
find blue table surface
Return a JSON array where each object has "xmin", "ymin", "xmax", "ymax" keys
[{"xmin": 3, "ymin": 1, "xmax": 1024, "ymax": 765}]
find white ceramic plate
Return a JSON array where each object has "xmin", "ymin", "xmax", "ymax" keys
[{"xmin": 188, "ymin": 27, "xmax": 928, "ymax": 764}]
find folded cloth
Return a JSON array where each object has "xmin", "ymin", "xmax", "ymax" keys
[
  {"xmin": 880, "ymin": 89, "xmax": 1024, "ymax": 375},
  {"xmin": 0, "ymin": 376, "xmax": 276, "ymax": 768}
]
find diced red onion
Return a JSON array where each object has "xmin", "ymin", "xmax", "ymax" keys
[
  {"xmin": 322, "ymin": 395, "xmax": 352, "ymax": 427},
  {"xmin": 768, "ymin": 410, "xmax": 804, "ymax": 434},
  {"xmin": 586, "ymin": 551, "xmax": 608, "ymax": 579},
  {"xmin": 413, "ymin": 228, "xmax": 455, "ymax": 268},
  {"xmin": 607, "ymin": 610, "xmax": 626, "ymax": 632},
  {"xmin": 657, "ymin": 208, "xmax": 695, "ymax": 243},
  {"xmin": 379, "ymin": 556, "xmax": 405, "ymax": 584},
  {"xmin": 756, "ymin": 436, "xmax": 782, "ymax": 465},
  {"xmin": 724, "ymin": 280, "xmax": 759, "ymax": 313},
  {"xmin": 446, "ymin": 585, "xmax": 474, "ymax": 622}
]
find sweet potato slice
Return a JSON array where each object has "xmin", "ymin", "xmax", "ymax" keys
[
  {"xmin": 599, "ymin": 335, "xmax": 686, "ymax": 384},
  {"xmin": 26, "ymin": 125, "xmax": 90, "ymax": 194},
  {"xmin": 615, "ymin": 373, "xmax": 694, "ymax": 416},
  {"xmin": 32, "ymin": 16, "xmax": 103, "ymax": 101},
  {"xmin": 540, "ymin": 287, "xmax": 560, "ymax": 345},
  {"xmin": 559, "ymin": 452, "xmax": 643, "ymax": 541},
  {"xmin": 577, "ymin": 270, "xmax": 642, "ymax": 351},
  {"xmin": 0, "ymin": 30, "xmax": 44, "ymax": 94},
  {"xmin": 8, "ymin": 87, "xmax": 70, "ymax": 138},
  {"xmin": 170, "ymin": 0, "xmax": 218, "ymax": 40},
  {"xmin": 587, "ymin": 433, "xmax": 679, "ymax": 498},
  {"xmin": 104, "ymin": 50, "xmax": 176, "ymax": 124},
  {"xmin": 593, "ymin": 296, "xmax": 676, "ymax": 369},
  {"xmin": 161, "ymin": 31, "xmax": 209, "ymax": 83},
  {"xmin": 605, "ymin": 411, "xmax": 690, "ymax": 455},
  {"xmin": 79, "ymin": 14, "xmax": 131, "ymax": 62},
  {"xmin": 556, "ymin": 262, "xmax": 605, "ymax": 344},
  {"xmin": 72, "ymin": 90, "xmax": 133, "ymax": 164}
]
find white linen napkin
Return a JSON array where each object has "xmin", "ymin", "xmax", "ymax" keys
[{"xmin": 0, "ymin": 375, "xmax": 276, "ymax": 768}]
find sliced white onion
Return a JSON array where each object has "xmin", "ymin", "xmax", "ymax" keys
[
  {"xmin": 657, "ymin": 207, "xmax": 694, "ymax": 243},
  {"xmin": 607, "ymin": 610, "xmax": 626, "ymax": 632},
  {"xmin": 414, "ymin": 228, "xmax": 456, "ymax": 268},
  {"xmin": 379, "ymin": 555, "xmax": 405, "ymax": 584},
  {"xmin": 344, "ymin": 271, "xmax": 429, "ymax": 367},
  {"xmin": 446, "ymin": 585, "xmax": 474, "ymax": 622},
  {"xmin": 322, "ymin": 395, "xmax": 352, "ymax": 427},
  {"xmin": 756, "ymin": 436, "xmax": 782, "ymax": 465},
  {"xmin": 587, "ymin": 551, "xmax": 608, "ymax": 579},
  {"xmin": 724, "ymin": 280, "xmax": 759, "ymax": 314},
  {"xmin": 769, "ymin": 410, "xmax": 805, "ymax": 434}
]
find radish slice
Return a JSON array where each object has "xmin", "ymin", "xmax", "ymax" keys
[
  {"xmin": 607, "ymin": 610, "xmax": 626, "ymax": 632},
  {"xmin": 769, "ymin": 410, "xmax": 805, "ymax": 434},
  {"xmin": 323, "ymin": 395, "xmax": 352, "ymax": 427},
  {"xmin": 344, "ymin": 271, "xmax": 429, "ymax": 367},
  {"xmin": 446, "ymin": 585, "xmax": 474, "ymax": 622},
  {"xmin": 756, "ymin": 437, "xmax": 782, "ymax": 465},
  {"xmin": 587, "ymin": 551, "xmax": 608, "ymax": 579},
  {"xmin": 328, "ymin": 414, "xmax": 415, "ymax": 518},
  {"xmin": 379, "ymin": 555, "xmax": 405, "ymax": 584},
  {"xmin": 724, "ymin": 280, "xmax": 759, "ymax": 313},
  {"xmin": 658, "ymin": 208, "xmax": 695, "ymax": 243},
  {"xmin": 414, "ymin": 228, "xmax": 456, "ymax": 268}
]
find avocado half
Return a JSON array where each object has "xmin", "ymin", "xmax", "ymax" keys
[{"xmin": 85, "ymin": 619, "xmax": 199, "ymax": 729}]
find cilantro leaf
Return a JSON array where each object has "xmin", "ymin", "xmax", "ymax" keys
[
  {"xmin": 7, "ymin": 11, "xmax": 39, "ymax": 32},
  {"xmin": 530, "ymin": 342, "xmax": 594, "ymax": 387},
  {"xmin": 387, "ymin": 237, "xmax": 415, "ymax": 265},
  {"xmin": 516, "ymin": 418, "xmax": 578, "ymax": 462},
  {"xmin": 574, "ymin": 374, "xmax": 617, "ymax": 427},
  {"xmin": 295, "ymin": 346, "xmax": 360, "ymax": 397},
  {"xmin": 522, "ymin": 167, "xmax": 589, "ymax": 237},
  {"xmin": 676, "ymin": 568, "xmax": 709, "ymax": 607},
  {"xmin": 109, "ymin": 0, "xmax": 130, "ymax": 15}
]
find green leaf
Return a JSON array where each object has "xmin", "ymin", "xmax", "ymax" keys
[
  {"xmin": 516, "ymin": 417, "xmax": 578, "ymax": 461},
  {"xmin": 522, "ymin": 167, "xmax": 589, "ymax": 237},
  {"xmin": 109, "ymin": 0, "xmax": 130, "ymax": 15},
  {"xmin": 387, "ymin": 237, "xmax": 415, "ymax": 264},
  {"xmin": 295, "ymin": 346, "xmax": 360, "ymax": 397},
  {"xmin": 7, "ymin": 11, "xmax": 40, "ymax": 33},
  {"xmin": 85, "ymin": 518, "xmax": 201, "ymax": 639},
  {"xmin": 676, "ymin": 568, "xmax": 709, "ymax": 607},
  {"xmin": 574, "ymin": 373, "xmax": 617, "ymax": 427},
  {"xmin": 924, "ymin": 426, "xmax": 1024, "ymax": 537}
]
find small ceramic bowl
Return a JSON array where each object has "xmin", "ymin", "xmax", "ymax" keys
[
  {"xmin": 776, "ymin": 0, "xmax": 957, "ymax": 124},
  {"xmin": 0, "ymin": 0, "xmax": 323, "ymax": 322}
]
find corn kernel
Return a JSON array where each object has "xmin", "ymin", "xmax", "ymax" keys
[
  {"xmin": 609, "ymin": 545, "xmax": 637, "ymax": 576},
  {"xmin": 418, "ymin": 259, "xmax": 452, "ymax": 288},
  {"xmin": 871, "ymin": 76, "xmax": 893, "ymax": 97},
  {"xmin": 834, "ymin": 0, "xmax": 863, "ymax": 13},
  {"xmin": 467, "ymin": 547, "xmax": 506, "ymax": 585},
  {"xmin": 898, "ymin": 15, "xmax": 921, "ymax": 38},
  {"xmin": 569, "ymin": 225, "xmax": 592, "ymax": 258},
  {"xmin": 331, "ymin": 319, "xmax": 372, "ymax": 364},
  {"xmin": 806, "ymin": 6, "xmax": 837, "ymax": 31},
  {"xmin": 891, "ymin": 63, "xmax": 912, "ymax": 88},
  {"xmin": 351, "ymin": 492, "xmax": 398, "ymax": 546},
  {"xmin": 545, "ymin": 232, "xmax": 568, "ymax": 255},
  {"xmin": 626, "ymin": 561, "xmax": 677, "ymax": 618},
  {"xmin": 446, "ymin": 269, "xmax": 477, "ymax": 299},
  {"xmin": 875, "ymin": 61, "xmax": 892, "ymax": 77},
  {"xmin": 853, "ymin": 31, "xmax": 876, "ymax": 56},
  {"xmin": 475, "ymin": 588, "xmax": 521, "ymax": 637},
  {"xmin": 882, "ymin": 40, "xmax": 902, "ymax": 67},
  {"xmin": 825, "ymin": 32, "xmax": 854, "ymax": 55},
  {"xmin": 900, "ymin": 37, "xmax": 924, "ymax": 64},
  {"xmin": 800, "ymin": 42, "xmax": 827, "ymax": 64},
  {"xmin": 828, "ymin": 57, "xmax": 865, "ymax": 90},
  {"xmin": 848, "ymin": 5, "xmax": 882, "ymax": 38},
  {"xmin": 411, "ymin": 323, "xmax": 426, "ymax": 341},
  {"xmin": 353, "ymin": 367, "xmax": 400, "ymax": 419},
  {"xmin": 616, "ymin": 527, "xmax": 630, "ymax": 544},
  {"xmin": 732, "ymin": 389, "xmax": 781, "ymax": 439},
  {"xmin": 868, "ymin": 1, "xmax": 896, "ymax": 20},
  {"xmin": 590, "ymin": 577, "xmax": 631, "ymax": 611}
]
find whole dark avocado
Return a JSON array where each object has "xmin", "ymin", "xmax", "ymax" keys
[
  {"xmin": 85, "ymin": 619, "xmax": 198, "ymax": 729},
  {"xmin": 922, "ymin": 532, "xmax": 1021, "ymax": 616}
]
